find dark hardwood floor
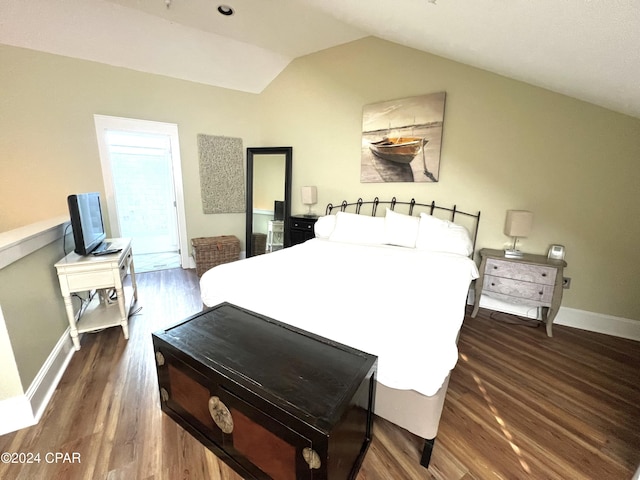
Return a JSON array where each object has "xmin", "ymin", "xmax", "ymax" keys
[{"xmin": 1, "ymin": 267, "xmax": 638, "ymax": 479}]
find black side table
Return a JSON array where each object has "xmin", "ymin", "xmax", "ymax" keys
[{"xmin": 290, "ymin": 215, "xmax": 319, "ymax": 246}]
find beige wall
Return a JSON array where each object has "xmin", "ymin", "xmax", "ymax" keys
[
  {"xmin": 0, "ymin": 240, "xmax": 70, "ymax": 389},
  {"xmin": 0, "ymin": 44, "xmax": 260, "ymax": 245},
  {"xmin": 0, "ymin": 305, "xmax": 24, "ymax": 399},
  {"xmin": 0, "ymin": 43, "xmax": 262, "ymax": 398},
  {"xmin": 252, "ymin": 154, "xmax": 287, "ymax": 211},
  {"xmin": 260, "ymin": 37, "xmax": 640, "ymax": 321},
  {"xmin": 1, "ymin": 37, "xmax": 639, "ymax": 332}
]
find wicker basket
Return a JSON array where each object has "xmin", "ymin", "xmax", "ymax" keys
[
  {"xmin": 252, "ymin": 233, "xmax": 267, "ymax": 256},
  {"xmin": 191, "ymin": 235, "xmax": 240, "ymax": 277}
]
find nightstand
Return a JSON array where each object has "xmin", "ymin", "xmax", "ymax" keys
[
  {"xmin": 471, "ymin": 248, "xmax": 567, "ymax": 337},
  {"xmin": 290, "ymin": 215, "xmax": 318, "ymax": 246}
]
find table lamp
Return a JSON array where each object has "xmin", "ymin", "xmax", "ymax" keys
[
  {"xmin": 301, "ymin": 186, "xmax": 317, "ymax": 216},
  {"xmin": 504, "ymin": 210, "xmax": 533, "ymax": 258}
]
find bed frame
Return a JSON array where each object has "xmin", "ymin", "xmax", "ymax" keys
[
  {"xmin": 325, "ymin": 197, "xmax": 481, "ymax": 468},
  {"xmin": 326, "ymin": 196, "xmax": 481, "ymax": 253}
]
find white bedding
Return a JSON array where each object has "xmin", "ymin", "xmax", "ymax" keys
[{"xmin": 200, "ymin": 239, "xmax": 478, "ymax": 397}]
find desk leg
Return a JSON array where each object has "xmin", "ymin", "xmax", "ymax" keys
[
  {"xmin": 129, "ymin": 257, "xmax": 138, "ymax": 302},
  {"xmin": 63, "ymin": 295, "xmax": 81, "ymax": 351},
  {"xmin": 115, "ymin": 286, "xmax": 129, "ymax": 340}
]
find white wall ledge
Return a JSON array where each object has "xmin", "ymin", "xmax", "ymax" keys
[{"xmin": 0, "ymin": 216, "xmax": 69, "ymax": 270}]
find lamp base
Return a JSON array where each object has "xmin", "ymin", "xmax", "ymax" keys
[{"xmin": 504, "ymin": 249, "xmax": 525, "ymax": 258}]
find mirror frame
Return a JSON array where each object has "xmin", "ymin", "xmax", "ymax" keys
[{"xmin": 245, "ymin": 146, "xmax": 292, "ymax": 258}]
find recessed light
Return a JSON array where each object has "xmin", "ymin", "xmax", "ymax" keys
[{"xmin": 217, "ymin": 5, "xmax": 234, "ymax": 16}]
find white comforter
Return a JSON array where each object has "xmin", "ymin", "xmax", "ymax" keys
[{"xmin": 200, "ymin": 239, "xmax": 478, "ymax": 397}]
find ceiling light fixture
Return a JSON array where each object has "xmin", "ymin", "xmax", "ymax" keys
[{"xmin": 217, "ymin": 5, "xmax": 234, "ymax": 16}]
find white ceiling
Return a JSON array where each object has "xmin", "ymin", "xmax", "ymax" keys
[{"xmin": 1, "ymin": 0, "xmax": 639, "ymax": 119}]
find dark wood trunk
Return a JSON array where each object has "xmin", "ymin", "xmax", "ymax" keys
[{"xmin": 152, "ymin": 302, "xmax": 377, "ymax": 480}]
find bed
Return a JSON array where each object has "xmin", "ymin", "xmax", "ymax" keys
[{"xmin": 200, "ymin": 197, "xmax": 480, "ymax": 468}]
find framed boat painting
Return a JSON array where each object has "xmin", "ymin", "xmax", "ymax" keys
[{"xmin": 361, "ymin": 92, "xmax": 445, "ymax": 183}]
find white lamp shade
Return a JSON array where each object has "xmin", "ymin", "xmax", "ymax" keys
[
  {"xmin": 301, "ymin": 186, "xmax": 317, "ymax": 205},
  {"xmin": 504, "ymin": 210, "xmax": 533, "ymax": 237}
]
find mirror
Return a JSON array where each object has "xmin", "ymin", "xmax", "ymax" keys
[{"xmin": 246, "ymin": 147, "xmax": 292, "ymax": 258}]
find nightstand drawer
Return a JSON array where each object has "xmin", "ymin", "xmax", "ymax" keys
[
  {"xmin": 485, "ymin": 258, "xmax": 557, "ymax": 286},
  {"xmin": 291, "ymin": 219, "xmax": 314, "ymax": 230},
  {"xmin": 290, "ymin": 216, "xmax": 318, "ymax": 246},
  {"xmin": 484, "ymin": 274, "xmax": 554, "ymax": 304}
]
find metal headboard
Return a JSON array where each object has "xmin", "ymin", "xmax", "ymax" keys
[{"xmin": 325, "ymin": 197, "xmax": 481, "ymax": 253}]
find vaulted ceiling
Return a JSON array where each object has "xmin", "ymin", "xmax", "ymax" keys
[{"xmin": 2, "ymin": 0, "xmax": 639, "ymax": 118}]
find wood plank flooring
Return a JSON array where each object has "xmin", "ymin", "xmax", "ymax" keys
[{"xmin": 1, "ymin": 268, "xmax": 638, "ymax": 479}]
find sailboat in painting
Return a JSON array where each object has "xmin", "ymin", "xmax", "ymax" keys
[{"xmin": 369, "ymin": 137, "xmax": 428, "ymax": 164}]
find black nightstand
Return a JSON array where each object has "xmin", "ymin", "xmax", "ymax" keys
[{"xmin": 290, "ymin": 215, "xmax": 318, "ymax": 246}]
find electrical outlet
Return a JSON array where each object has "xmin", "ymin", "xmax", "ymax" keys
[{"xmin": 563, "ymin": 277, "xmax": 571, "ymax": 289}]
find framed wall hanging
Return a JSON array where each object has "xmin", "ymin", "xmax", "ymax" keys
[{"xmin": 361, "ymin": 92, "xmax": 445, "ymax": 183}]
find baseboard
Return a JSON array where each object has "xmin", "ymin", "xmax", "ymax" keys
[
  {"xmin": 0, "ymin": 329, "xmax": 75, "ymax": 435},
  {"xmin": 555, "ymin": 307, "xmax": 640, "ymax": 342},
  {"xmin": 477, "ymin": 295, "xmax": 541, "ymax": 320},
  {"xmin": 26, "ymin": 328, "xmax": 76, "ymax": 423},
  {"xmin": 187, "ymin": 250, "xmax": 246, "ymax": 270},
  {"xmin": 0, "ymin": 395, "xmax": 35, "ymax": 436},
  {"xmin": 469, "ymin": 291, "xmax": 640, "ymax": 341}
]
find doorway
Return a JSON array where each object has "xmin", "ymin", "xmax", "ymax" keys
[{"xmin": 94, "ymin": 115, "xmax": 189, "ymax": 272}]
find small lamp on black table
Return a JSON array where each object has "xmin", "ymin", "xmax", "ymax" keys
[{"xmin": 301, "ymin": 186, "xmax": 317, "ymax": 217}]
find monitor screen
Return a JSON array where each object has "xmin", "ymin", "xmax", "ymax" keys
[{"xmin": 68, "ymin": 192, "xmax": 107, "ymax": 255}]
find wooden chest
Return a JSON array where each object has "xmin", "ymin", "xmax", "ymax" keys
[{"xmin": 152, "ymin": 302, "xmax": 377, "ymax": 480}]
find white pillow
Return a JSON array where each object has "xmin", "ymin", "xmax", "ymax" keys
[
  {"xmin": 384, "ymin": 208, "xmax": 420, "ymax": 248},
  {"xmin": 313, "ymin": 215, "xmax": 337, "ymax": 239},
  {"xmin": 328, "ymin": 211, "xmax": 385, "ymax": 245},
  {"xmin": 416, "ymin": 213, "xmax": 473, "ymax": 256}
]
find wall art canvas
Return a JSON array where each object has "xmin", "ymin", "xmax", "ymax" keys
[
  {"xmin": 198, "ymin": 134, "xmax": 245, "ymax": 214},
  {"xmin": 361, "ymin": 92, "xmax": 446, "ymax": 183}
]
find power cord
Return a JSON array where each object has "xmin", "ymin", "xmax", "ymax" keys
[
  {"xmin": 63, "ymin": 223, "xmax": 72, "ymax": 255},
  {"xmin": 489, "ymin": 310, "xmax": 541, "ymax": 329}
]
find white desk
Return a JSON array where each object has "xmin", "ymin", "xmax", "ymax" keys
[
  {"xmin": 54, "ymin": 238, "xmax": 138, "ymax": 350},
  {"xmin": 266, "ymin": 220, "xmax": 284, "ymax": 252}
]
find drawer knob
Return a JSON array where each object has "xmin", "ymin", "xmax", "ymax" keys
[
  {"xmin": 155, "ymin": 351, "xmax": 165, "ymax": 366},
  {"xmin": 539, "ymin": 291, "xmax": 543, "ymax": 295},
  {"xmin": 208, "ymin": 396, "xmax": 234, "ymax": 434},
  {"xmin": 302, "ymin": 447, "xmax": 321, "ymax": 469},
  {"xmin": 542, "ymin": 273, "xmax": 547, "ymax": 277}
]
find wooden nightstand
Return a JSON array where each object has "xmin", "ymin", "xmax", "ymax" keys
[
  {"xmin": 471, "ymin": 248, "xmax": 567, "ymax": 337},
  {"xmin": 290, "ymin": 215, "xmax": 318, "ymax": 246}
]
